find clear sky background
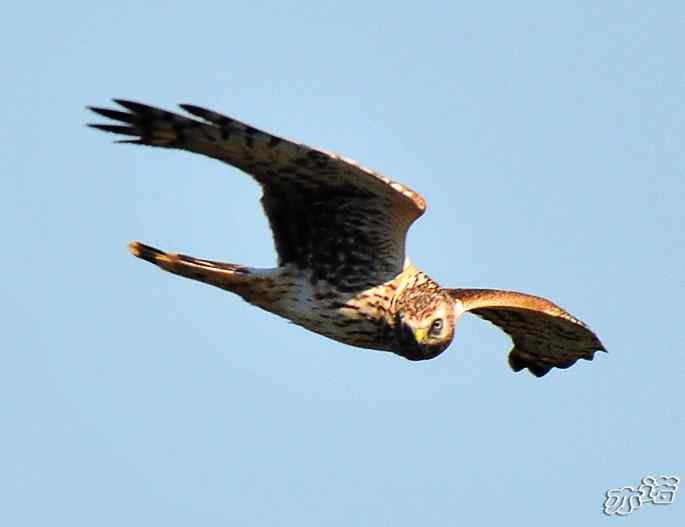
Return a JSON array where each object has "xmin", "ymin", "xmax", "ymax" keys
[{"xmin": 3, "ymin": 2, "xmax": 684, "ymax": 525}]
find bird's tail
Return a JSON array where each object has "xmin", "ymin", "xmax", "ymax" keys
[{"xmin": 128, "ymin": 241, "xmax": 257, "ymax": 296}]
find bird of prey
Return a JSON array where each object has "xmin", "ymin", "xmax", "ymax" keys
[{"xmin": 88, "ymin": 99, "xmax": 606, "ymax": 377}]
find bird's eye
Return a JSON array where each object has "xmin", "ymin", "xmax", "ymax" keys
[{"xmin": 430, "ymin": 318, "xmax": 443, "ymax": 335}]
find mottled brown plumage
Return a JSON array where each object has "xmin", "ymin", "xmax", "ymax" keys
[{"xmin": 89, "ymin": 99, "xmax": 606, "ymax": 377}]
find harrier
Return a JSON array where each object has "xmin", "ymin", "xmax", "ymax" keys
[{"xmin": 88, "ymin": 100, "xmax": 605, "ymax": 377}]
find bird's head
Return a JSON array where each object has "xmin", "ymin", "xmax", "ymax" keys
[{"xmin": 393, "ymin": 290, "xmax": 457, "ymax": 361}]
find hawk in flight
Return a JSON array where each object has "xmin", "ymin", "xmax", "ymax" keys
[{"xmin": 89, "ymin": 100, "xmax": 606, "ymax": 377}]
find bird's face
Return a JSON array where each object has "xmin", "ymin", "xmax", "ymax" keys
[{"xmin": 393, "ymin": 295, "xmax": 456, "ymax": 361}]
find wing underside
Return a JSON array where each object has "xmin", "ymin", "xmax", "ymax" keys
[{"xmin": 446, "ymin": 288, "xmax": 606, "ymax": 376}]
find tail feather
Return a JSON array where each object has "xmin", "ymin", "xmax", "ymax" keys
[
  {"xmin": 128, "ymin": 241, "xmax": 283, "ymax": 310},
  {"xmin": 128, "ymin": 241, "xmax": 168, "ymax": 265},
  {"xmin": 128, "ymin": 241, "xmax": 249, "ymax": 285}
]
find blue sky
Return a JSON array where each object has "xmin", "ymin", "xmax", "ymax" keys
[{"xmin": 3, "ymin": 2, "xmax": 684, "ymax": 525}]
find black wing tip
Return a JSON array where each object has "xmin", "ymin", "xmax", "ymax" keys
[
  {"xmin": 87, "ymin": 105, "xmax": 109, "ymax": 117},
  {"xmin": 112, "ymin": 98, "xmax": 146, "ymax": 111},
  {"xmin": 88, "ymin": 106, "xmax": 140, "ymax": 124},
  {"xmin": 178, "ymin": 103, "xmax": 213, "ymax": 120},
  {"xmin": 179, "ymin": 103, "xmax": 205, "ymax": 113},
  {"xmin": 85, "ymin": 99, "xmax": 141, "ymax": 111},
  {"xmin": 87, "ymin": 123, "xmax": 140, "ymax": 137},
  {"xmin": 88, "ymin": 100, "xmax": 209, "ymax": 121},
  {"xmin": 178, "ymin": 103, "xmax": 234, "ymax": 126},
  {"xmin": 87, "ymin": 124, "xmax": 147, "ymax": 146},
  {"xmin": 528, "ymin": 363, "xmax": 553, "ymax": 377},
  {"xmin": 508, "ymin": 351, "xmax": 527, "ymax": 373},
  {"xmin": 508, "ymin": 343, "xmax": 607, "ymax": 378}
]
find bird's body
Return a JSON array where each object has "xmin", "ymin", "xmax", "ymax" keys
[
  {"xmin": 89, "ymin": 99, "xmax": 606, "ymax": 376},
  {"xmin": 135, "ymin": 241, "xmax": 439, "ymax": 353}
]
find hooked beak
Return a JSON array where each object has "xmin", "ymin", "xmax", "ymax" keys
[{"xmin": 393, "ymin": 317, "xmax": 426, "ymax": 360}]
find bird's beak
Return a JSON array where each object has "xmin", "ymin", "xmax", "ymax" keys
[{"xmin": 414, "ymin": 328, "xmax": 426, "ymax": 344}]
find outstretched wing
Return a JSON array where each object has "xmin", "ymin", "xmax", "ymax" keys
[
  {"xmin": 88, "ymin": 100, "xmax": 426, "ymax": 291},
  {"xmin": 445, "ymin": 288, "xmax": 606, "ymax": 377}
]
